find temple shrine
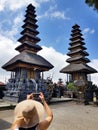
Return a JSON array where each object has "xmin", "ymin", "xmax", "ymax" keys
[
  {"xmin": 60, "ymin": 24, "xmax": 97, "ymax": 92},
  {"xmin": 2, "ymin": 4, "xmax": 54, "ymax": 102}
]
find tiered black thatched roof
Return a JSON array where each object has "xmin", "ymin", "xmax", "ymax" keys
[
  {"xmin": 60, "ymin": 64, "xmax": 97, "ymax": 74},
  {"xmin": 2, "ymin": 4, "xmax": 54, "ymax": 71},
  {"xmin": 3, "ymin": 51, "xmax": 53, "ymax": 71},
  {"xmin": 60, "ymin": 24, "xmax": 97, "ymax": 74}
]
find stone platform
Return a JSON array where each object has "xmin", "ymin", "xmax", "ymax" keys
[{"xmin": 0, "ymin": 97, "xmax": 72, "ymax": 110}]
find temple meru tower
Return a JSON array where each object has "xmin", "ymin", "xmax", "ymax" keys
[
  {"xmin": 60, "ymin": 24, "xmax": 97, "ymax": 92},
  {"xmin": 2, "ymin": 4, "xmax": 54, "ymax": 102}
]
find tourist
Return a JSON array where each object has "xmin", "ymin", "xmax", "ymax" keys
[{"xmin": 11, "ymin": 92, "xmax": 53, "ymax": 130}]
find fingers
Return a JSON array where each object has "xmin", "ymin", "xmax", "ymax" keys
[
  {"xmin": 27, "ymin": 92, "xmax": 45, "ymax": 101},
  {"xmin": 39, "ymin": 92, "xmax": 45, "ymax": 101},
  {"xmin": 39, "ymin": 92, "xmax": 43, "ymax": 97},
  {"xmin": 27, "ymin": 93, "xmax": 34, "ymax": 99}
]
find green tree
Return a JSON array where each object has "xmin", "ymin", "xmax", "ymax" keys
[
  {"xmin": 67, "ymin": 82, "xmax": 77, "ymax": 91},
  {"xmin": 85, "ymin": 0, "xmax": 98, "ymax": 11}
]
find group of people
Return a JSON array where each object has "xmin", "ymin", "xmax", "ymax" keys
[
  {"xmin": 11, "ymin": 92, "xmax": 53, "ymax": 130},
  {"xmin": 52, "ymin": 82, "xmax": 65, "ymax": 98}
]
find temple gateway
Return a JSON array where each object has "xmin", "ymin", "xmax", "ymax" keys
[{"xmin": 2, "ymin": 4, "xmax": 54, "ymax": 102}]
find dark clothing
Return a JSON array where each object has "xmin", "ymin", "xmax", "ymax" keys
[{"xmin": 17, "ymin": 124, "xmax": 38, "ymax": 130}]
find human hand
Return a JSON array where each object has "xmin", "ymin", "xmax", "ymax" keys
[
  {"xmin": 39, "ymin": 92, "xmax": 45, "ymax": 102},
  {"xmin": 26, "ymin": 93, "xmax": 34, "ymax": 100}
]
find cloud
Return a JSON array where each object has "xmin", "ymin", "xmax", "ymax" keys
[
  {"xmin": 0, "ymin": 33, "xmax": 19, "ymax": 83},
  {"xmin": 50, "ymin": 11, "xmax": 70, "ymax": 20},
  {"xmin": 36, "ymin": 0, "xmax": 53, "ymax": 3},
  {"xmin": 90, "ymin": 29, "xmax": 95, "ymax": 34},
  {"xmin": 14, "ymin": 14, "xmax": 23, "ymax": 26},
  {"xmin": 38, "ymin": 46, "xmax": 69, "ymax": 83},
  {"xmin": 0, "ymin": 1, "xmax": 4, "ymax": 11},
  {"xmin": 0, "ymin": 13, "xmax": 23, "ymax": 41},
  {"xmin": 5, "ymin": 14, "xmax": 23, "ymax": 39},
  {"xmin": 89, "ymin": 59, "xmax": 98, "ymax": 85},
  {"xmin": 83, "ymin": 27, "xmax": 95, "ymax": 35},
  {"xmin": 0, "ymin": 0, "xmax": 52, "ymax": 11},
  {"xmin": 38, "ymin": 5, "xmax": 71, "ymax": 20},
  {"xmin": 0, "ymin": 0, "xmax": 38, "ymax": 11}
]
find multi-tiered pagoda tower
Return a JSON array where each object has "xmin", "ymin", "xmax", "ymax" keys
[
  {"xmin": 2, "ymin": 4, "xmax": 54, "ymax": 102},
  {"xmin": 60, "ymin": 24, "xmax": 97, "ymax": 92}
]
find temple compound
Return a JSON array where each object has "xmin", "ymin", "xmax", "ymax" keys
[
  {"xmin": 2, "ymin": 4, "xmax": 54, "ymax": 102},
  {"xmin": 60, "ymin": 24, "xmax": 97, "ymax": 94}
]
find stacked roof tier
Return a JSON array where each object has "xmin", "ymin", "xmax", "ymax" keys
[
  {"xmin": 2, "ymin": 4, "xmax": 54, "ymax": 71},
  {"xmin": 67, "ymin": 24, "xmax": 90, "ymax": 64},
  {"xmin": 60, "ymin": 24, "xmax": 97, "ymax": 74}
]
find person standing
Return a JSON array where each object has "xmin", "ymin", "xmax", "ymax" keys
[{"xmin": 11, "ymin": 92, "xmax": 53, "ymax": 130}]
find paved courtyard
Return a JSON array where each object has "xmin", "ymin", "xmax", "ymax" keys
[{"xmin": 0, "ymin": 101, "xmax": 98, "ymax": 130}]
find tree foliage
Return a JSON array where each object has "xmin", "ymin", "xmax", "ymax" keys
[
  {"xmin": 67, "ymin": 82, "xmax": 77, "ymax": 91},
  {"xmin": 85, "ymin": 0, "xmax": 98, "ymax": 11}
]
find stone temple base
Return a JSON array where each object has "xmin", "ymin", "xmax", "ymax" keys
[
  {"xmin": 3, "ymin": 89, "xmax": 35, "ymax": 102},
  {"xmin": 3, "ymin": 96, "xmax": 19, "ymax": 102},
  {"xmin": 3, "ymin": 78, "xmax": 53, "ymax": 103}
]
